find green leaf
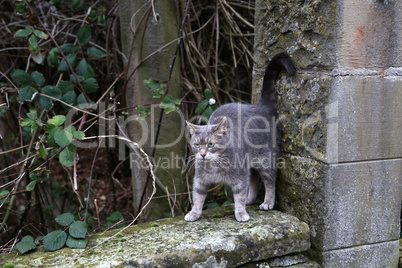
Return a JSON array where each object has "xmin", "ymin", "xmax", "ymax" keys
[
  {"xmin": 87, "ymin": 47, "xmax": 106, "ymax": 58},
  {"xmin": 66, "ymin": 236, "xmax": 88, "ymax": 249},
  {"xmin": 82, "ymin": 78, "xmax": 99, "ymax": 93},
  {"xmin": 32, "ymin": 52, "xmax": 45, "ymax": 64},
  {"xmin": 36, "ymin": 144, "xmax": 48, "ymax": 158},
  {"xmin": 75, "ymin": 60, "xmax": 95, "ymax": 79},
  {"xmin": 19, "ymin": 86, "xmax": 38, "ymax": 102},
  {"xmin": 69, "ymin": 221, "xmax": 87, "ymax": 239},
  {"xmin": 59, "ymin": 147, "xmax": 75, "ymax": 167},
  {"xmin": 21, "ymin": 118, "xmax": 33, "ymax": 127},
  {"xmin": 48, "ymin": 115, "xmax": 66, "ymax": 126},
  {"xmin": 195, "ymin": 100, "xmax": 208, "ymax": 114},
  {"xmin": 49, "ymin": 0, "xmax": 64, "ymax": 5},
  {"xmin": 11, "ymin": 69, "xmax": 33, "ymax": 86},
  {"xmin": 27, "ymin": 108, "xmax": 37, "ymax": 119},
  {"xmin": 14, "ymin": 236, "xmax": 36, "ymax": 254},
  {"xmin": 26, "ymin": 180, "xmax": 37, "ymax": 191},
  {"xmin": 159, "ymin": 94, "xmax": 178, "ymax": 114},
  {"xmin": 47, "ymin": 48, "xmax": 59, "ymax": 67},
  {"xmin": 136, "ymin": 105, "xmax": 150, "ymax": 120},
  {"xmin": 37, "ymin": 95, "xmax": 53, "ymax": 111},
  {"xmin": 33, "ymin": 30, "xmax": 48, "ymax": 39},
  {"xmin": 73, "ymin": 131, "xmax": 85, "ymax": 140},
  {"xmin": 107, "ymin": 211, "xmax": 124, "ymax": 222},
  {"xmin": 58, "ymin": 54, "xmax": 77, "ymax": 72},
  {"xmin": 77, "ymin": 93, "xmax": 87, "ymax": 105},
  {"xmin": 70, "ymin": 74, "xmax": 84, "ymax": 84},
  {"xmin": 77, "ymin": 25, "xmax": 91, "ymax": 46},
  {"xmin": 28, "ymin": 35, "xmax": 40, "ymax": 55},
  {"xmin": 76, "ymin": 59, "xmax": 88, "ymax": 77},
  {"xmin": 65, "ymin": 125, "xmax": 76, "ymax": 135},
  {"xmin": 55, "ymin": 212, "xmax": 74, "ymax": 226},
  {"xmin": 61, "ymin": 91, "xmax": 77, "ymax": 108},
  {"xmin": 0, "ymin": 190, "xmax": 10, "ymax": 204},
  {"xmin": 51, "ymin": 181, "xmax": 62, "ymax": 198},
  {"xmin": 54, "ymin": 128, "xmax": 73, "ymax": 147},
  {"xmin": 144, "ymin": 79, "xmax": 159, "ymax": 90},
  {"xmin": 42, "ymin": 85, "xmax": 62, "ymax": 99},
  {"xmin": 61, "ymin": 43, "xmax": 78, "ymax": 54},
  {"xmin": 202, "ymin": 106, "xmax": 214, "ymax": 119},
  {"xmin": 204, "ymin": 89, "xmax": 213, "ymax": 99},
  {"xmin": 14, "ymin": 28, "xmax": 33, "ymax": 38},
  {"xmin": 97, "ymin": 13, "xmax": 107, "ymax": 26},
  {"xmin": 31, "ymin": 71, "xmax": 45, "ymax": 87},
  {"xmin": 88, "ymin": 9, "xmax": 98, "ymax": 21},
  {"xmin": 58, "ymin": 81, "xmax": 74, "ymax": 94},
  {"xmin": 45, "ymin": 124, "xmax": 59, "ymax": 147},
  {"xmin": 15, "ymin": 1, "xmax": 26, "ymax": 14},
  {"xmin": 71, "ymin": 0, "xmax": 80, "ymax": 11},
  {"xmin": 206, "ymin": 202, "xmax": 220, "ymax": 209},
  {"xmin": 43, "ymin": 230, "xmax": 67, "ymax": 252}
]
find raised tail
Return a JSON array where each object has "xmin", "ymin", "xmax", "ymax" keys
[{"xmin": 258, "ymin": 52, "xmax": 296, "ymax": 106}]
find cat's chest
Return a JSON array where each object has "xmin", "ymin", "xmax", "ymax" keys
[{"xmin": 195, "ymin": 161, "xmax": 238, "ymax": 183}]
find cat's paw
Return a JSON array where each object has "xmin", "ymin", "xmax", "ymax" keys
[
  {"xmin": 235, "ymin": 212, "xmax": 250, "ymax": 222},
  {"xmin": 185, "ymin": 211, "xmax": 201, "ymax": 222},
  {"xmin": 259, "ymin": 202, "xmax": 274, "ymax": 211}
]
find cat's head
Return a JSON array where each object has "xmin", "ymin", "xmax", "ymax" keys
[{"xmin": 186, "ymin": 117, "xmax": 228, "ymax": 160}]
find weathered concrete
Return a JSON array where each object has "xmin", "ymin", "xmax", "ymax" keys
[
  {"xmin": 0, "ymin": 206, "xmax": 311, "ymax": 267},
  {"xmin": 254, "ymin": 0, "xmax": 402, "ymax": 266},
  {"xmin": 399, "ymin": 239, "xmax": 402, "ymax": 268},
  {"xmin": 322, "ymin": 240, "xmax": 400, "ymax": 268}
]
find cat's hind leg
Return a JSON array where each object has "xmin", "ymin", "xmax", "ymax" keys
[
  {"xmin": 258, "ymin": 169, "xmax": 276, "ymax": 211},
  {"xmin": 246, "ymin": 169, "xmax": 259, "ymax": 205}
]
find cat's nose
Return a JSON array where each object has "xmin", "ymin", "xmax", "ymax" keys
[{"xmin": 200, "ymin": 153, "xmax": 206, "ymax": 158}]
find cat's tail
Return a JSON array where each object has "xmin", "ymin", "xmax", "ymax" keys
[{"xmin": 258, "ymin": 52, "xmax": 296, "ymax": 106}]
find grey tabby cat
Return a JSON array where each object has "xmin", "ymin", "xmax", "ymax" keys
[{"xmin": 185, "ymin": 52, "xmax": 296, "ymax": 222}]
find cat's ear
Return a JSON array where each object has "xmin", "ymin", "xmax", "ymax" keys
[
  {"xmin": 213, "ymin": 117, "xmax": 227, "ymax": 137},
  {"xmin": 186, "ymin": 121, "xmax": 198, "ymax": 135}
]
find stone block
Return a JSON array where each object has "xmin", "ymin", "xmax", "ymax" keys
[
  {"xmin": 277, "ymin": 156, "xmax": 402, "ymax": 252},
  {"xmin": 328, "ymin": 75, "xmax": 402, "ymax": 162},
  {"xmin": 255, "ymin": 72, "xmax": 402, "ymax": 164},
  {"xmin": 0, "ymin": 207, "xmax": 310, "ymax": 267},
  {"xmin": 323, "ymin": 159, "xmax": 402, "ymax": 251},
  {"xmin": 253, "ymin": 0, "xmax": 338, "ymax": 72},
  {"xmin": 277, "ymin": 155, "xmax": 330, "ymax": 250},
  {"xmin": 321, "ymin": 240, "xmax": 400, "ymax": 268},
  {"xmin": 337, "ymin": 0, "xmax": 401, "ymax": 70}
]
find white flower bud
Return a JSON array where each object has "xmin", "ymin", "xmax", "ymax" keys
[{"xmin": 208, "ymin": 98, "xmax": 216, "ymax": 105}]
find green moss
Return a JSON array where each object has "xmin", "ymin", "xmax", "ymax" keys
[{"xmin": 0, "ymin": 207, "xmax": 309, "ymax": 267}]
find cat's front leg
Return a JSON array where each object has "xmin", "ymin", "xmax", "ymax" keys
[
  {"xmin": 185, "ymin": 181, "xmax": 208, "ymax": 222},
  {"xmin": 232, "ymin": 185, "xmax": 250, "ymax": 222}
]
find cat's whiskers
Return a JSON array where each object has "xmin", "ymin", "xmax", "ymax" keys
[{"xmin": 183, "ymin": 155, "xmax": 197, "ymax": 172}]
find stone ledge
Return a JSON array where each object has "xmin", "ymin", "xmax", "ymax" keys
[{"xmin": 0, "ymin": 206, "xmax": 310, "ymax": 267}]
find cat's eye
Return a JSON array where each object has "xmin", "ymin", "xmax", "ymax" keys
[
  {"xmin": 194, "ymin": 143, "xmax": 200, "ymax": 148},
  {"xmin": 207, "ymin": 142, "xmax": 215, "ymax": 148}
]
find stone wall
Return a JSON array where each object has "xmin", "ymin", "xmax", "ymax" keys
[{"xmin": 253, "ymin": 0, "xmax": 402, "ymax": 266}]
